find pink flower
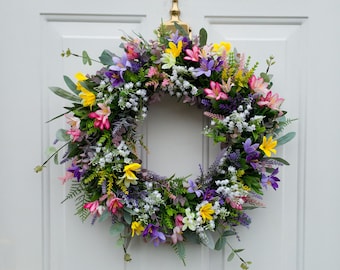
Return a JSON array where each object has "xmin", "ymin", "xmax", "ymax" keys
[
  {"xmin": 58, "ymin": 171, "xmax": 74, "ymax": 184},
  {"xmin": 147, "ymin": 66, "xmax": 159, "ymax": 77},
  {"xmin": 249, "ymin": 75, "xmax": 269, "ymax": 96},
  {"xmin": 204, "ymin": 81, "xmax": 228, "ymax": 100},
  {"xmin": 175, "ymin": 214, "xmax": 184, "ymax": 228},
  {"xmin": 89, "ymin": 103, "xmax": 111, "ymax": 130},
  {"xmin": 65, "ymin": 114, "xmax": 80, "ymax": 129},
  {"xmin": 257, "ymin": 91, "xmax": 285, "ymax": 112},
  {"xmin": 106, "ymin": 194, "xmax": 124, "ymax": 214},
  {"xmin": 84, "ymin": 200, "xmax": 104, "ymax": 216},
  {"xmin": 125, "ymin": 44, "xmax": 139, "ymax": 60},
  {"xmin": 184, "ymin": 45, "xmax": 200, "ymax": 62},
  {"xmin": 171, "ymin": 226, "xmax": 184, "ymax": 244},
  {"xmin": 66, "ymin": 128, "xmax": 81, "ymax": 142}
]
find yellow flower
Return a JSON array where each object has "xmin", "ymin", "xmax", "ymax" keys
[
  {"xmin": 213, "ymin": 41, "xmax": 231, "ymax": 55},
  {"xmin": 122, "ymin": 163, "xmax": 141, "ymax": 187},
  {"xmin": 131, "ymin": 221, "xmax": 144, "ymax": 237},
  {"xmin": 75, "ymin": 72, "xmax": 88, "ymax": 91},
  {"xmin": 79, "ymin": 88, "xmax": 96, "ymax": 108},
  {"xmin": 259, "ymin": 136, "xmax": 277, "ymax": 157},
  {"xmin": 75, "ymin": 72, "xmax": 96, "ymax": 108},
  {"xmin": 165, "ymin": 41, "xmax": 183, "ymax": 58},
  {"xmin": 199, "ymin": 203, "xmax": 215, "ymax": 222}
]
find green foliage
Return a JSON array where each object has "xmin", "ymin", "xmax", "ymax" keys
[
  {"xmin": 172, "ymin": 242, "xmax": 186, "ymax": 266},
  {"xmin": 56, "ymin": 129, "xmax": 70, "ymax": 142},
  {"xmin": 276, "ymin": 131, "xmax": 296, "ymax": 146},
  {"xmin": 49, "ymin": 86, "xmax": 81, "ymax": 102},
  {"xmin": 110, "ymin": 223, "xmax": 125, "ymax": 236},
  {"xmin": 199, "ymin": 28, "xmax": 208, "ymax": 47},
  {"xmin": 99, "ymin": 49, "xmax": 114, "ymax": 65},
  {"xmin": 63, "ymin": 75, "xmax": 78, "ymax": 94},
  {"xmin": 82, "ymin": 50, "xmax": 92, "ymax": 65}
]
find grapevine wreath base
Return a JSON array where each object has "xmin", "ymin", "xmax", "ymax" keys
[{"xmin": 36, "ymin": 24, "xmax": 295, "ymax": 269}]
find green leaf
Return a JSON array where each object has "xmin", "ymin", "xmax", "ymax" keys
[
  {"xmin": 123, "ymin": 210, "xmax": 132, "ymax": 225},
  {"xmin": 260, "ymin": 72, "xmax": 271, "ymax": 82},
  {"xmin": 53, "ymin": 151, "xmax": 59, "ymax": 164},
  {"xmin": 110, "ymin": 223, "xmax": 125, "ymax": 236},
  {"xmin": 82, "ymin": 50, "xmax": 92, "ymax": 65},
  {"xmin": 234, "ymin": 248, "xmax": 245, "ymax": 253},
  {"xmin": 99, "ymin": 49, "xmax": 114, "ymax": 65},
  {"xmin": 98, "ymin": 209, "xmax": 109, "ymax": 222},
  {"xmin": 202, "ymin": 231, "xmax": 215, "ymax": 249},
  {"xmin": 116, "ymin": 237, "xmax": 124, "ymax": 247},
  {"xmin": 49, "ymin": 87, "xmax": 81, "ymax": 102},
  {"xmin": 56, "ymin": 129, "xmax": 71, "ymax": 142},
  {"xmin": 174, "ymin": 21, "xmax": 189, "ymax": 37},
  {"xmin": 266, "ymin": 157, "xmax": 290, "ymax": 166},
  {"xmin": 276, "ymin": 131, "xmax": 296, "ymax": 146},
  {"xmin": 63, "ymin": 75, "xmax": 78, "ymax": 95},
  {"xmin": 199, "ymin": 28, "xmax": 208, "ymax": 47},
  {"xmin": 215, "ymin": 236, "xmax": 226, "ymax": 250},
  {"xmin": 222, "ymin": 230, "xmax": 236, "ymax": 237},
  {"xmin": 227, "ymin": 251, "xmax": 235, "ymax": 262}
]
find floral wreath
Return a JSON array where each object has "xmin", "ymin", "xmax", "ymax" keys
[{"xmin": 36, "ymin": 24, "xmax": 295, "ymax": 269}]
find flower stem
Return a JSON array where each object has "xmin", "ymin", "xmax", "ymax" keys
[{"xmin": 35, "ymin": 142, "xmax": 69, "ymax": 173}]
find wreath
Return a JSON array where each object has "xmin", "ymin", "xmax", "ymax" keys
[{"xmin": 36, "ymin": 24, "xmax": 295, "ymax": 269}]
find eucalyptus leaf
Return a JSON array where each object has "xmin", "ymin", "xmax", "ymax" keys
[
  {"xmin": 222, "ymin": 230, "xmax": 236, "ymax": 237},
  {"xmin": 276, "ymin": 131, "xmax": 296, "ymax": 146},
  {"xmin": 116, "ymin": 237, "xmax": 124, "ymax": 247},
  {"xmin": 82, "ymin": 50, "xmax": 92, "ymax": 65},
  {"xmin": 227, "ymin": 251, "xmax": 235, "ymax": 262},
  {"xmin": 53, "ymin": 152, "xmax": 59, "ymax": 165},
  {"xmin": 110, "ymin": 223, "xmax": 125, "ymax": 236},
  {"xmin": 63, "ymin": 75, "xmax": 78, "ymax": 94},
  {"xmin": 98, "ymin": 209, "xmax": 109, "ymax": 222},
  {"xmin": 214, "ymin": 236, "xmax": 226, "ymax": 250},
  {"xmin": 49, "ymin": 87, "xmax": 81, "ymax": 102},
  {"xmin": 99, "ymin": 49, "xmax": 114, "ymax": 65},
  {"xmin": 260, "ymin": 72, "xmax": 271, "ymax": 82},
  {"xmin": 202, "ymin": 231, "xmax": 215, "ymax": 250},
  {"xmin": 123, "ymin": 210, "xmax": 132, "ymax": 225},
  {"xmin": 46, "ymin": 146, "xmax": 57, "ymax": 156},
  {"xmin": 56, "ymin": 129, "xmax": 70, "ymax": 142}
]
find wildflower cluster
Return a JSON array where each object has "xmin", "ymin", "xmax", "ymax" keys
[{"xmin": 36, "ymin": 25, "xmax": 295, "ymax": 268}]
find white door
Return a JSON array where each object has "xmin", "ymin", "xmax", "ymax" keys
[{"xmin": 1, "ymin": 1, "xmax": 340, "ymax": 270}]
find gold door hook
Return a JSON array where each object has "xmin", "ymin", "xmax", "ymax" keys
[{"xmin": 163, "ymin": 0, "xmax": 191, "ymax": 35}]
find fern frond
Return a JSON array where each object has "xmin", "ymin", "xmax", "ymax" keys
[
  {"xmin": 61, "ymin": 180, "xmax": 85, "ymax": 203},
  {"xmin": 203, "ymin": 111, "xmax": 225, "ymax": 121},
  {"xmin": 274, "ymin": 117, "xmax": 297, "ymax": 136},
  {"xmin": 97, "ymin": 130, "xmax": 111, "ymax": 146},
  {"xmin": 83, "ymin": 171, "xmax": 97, "ymax": 184},
  {"xmin": 172, "ymin": 242, "xmax": 186, "ymax": 266}
]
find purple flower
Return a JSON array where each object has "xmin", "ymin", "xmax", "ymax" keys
[
  {"xmin": 261, "ymin": 168, "xmax": 280, "ymax": 190},
  {"xmin": 243, "ymin": 138, "xmax": 260, "ymax": 168},
  {"xmin": 187, "ymin": 180, "xmax": 203, "ymax": 197},
  {"xmin": 192, "ymin": 58, "xmax": 214, "ymax": 77},
  {"xmin": 105, "ymin": 54, "xmax": 132, "ymax": 87},
  {"xmin": 67, "ymin": 163, "xmax": 82, "ymax": 181},
  {"xmin": 142, "ymin": 224, "xmax": 166, "ymax": 247},
  {"xmin": 105, "ymin": 70, "xmax": 124, "ymax": 87},
  {"xmin": 203, "ymin": 189, "xmax": 216, "ymax": 201}
]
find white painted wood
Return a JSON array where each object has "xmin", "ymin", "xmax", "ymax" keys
[{"xmin": 1, "ymin": 0, "xmax": 340, "ymax": 270}]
